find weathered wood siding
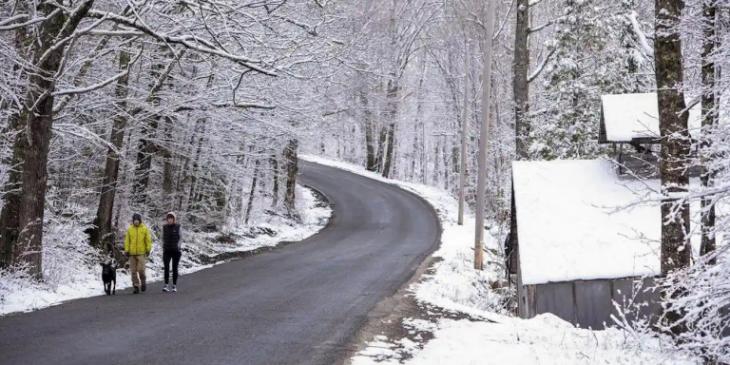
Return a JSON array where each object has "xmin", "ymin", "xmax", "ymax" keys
[
  {"xmin": 610, "ymin": 278, "xmax": 663, "ymax": 324},
  {"xmin": 575, "ymin": 280, "xmax": 614, "ymax": 328},
  {"xmin": 518, "ymin": 277, "xmax": 662, "ymax": 329}
]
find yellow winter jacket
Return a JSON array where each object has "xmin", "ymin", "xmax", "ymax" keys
[{"xmin": 124, "ymin": 223, "xmax": 152, "ymax": 256}]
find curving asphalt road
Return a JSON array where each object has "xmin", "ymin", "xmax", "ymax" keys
[{"xmin": 0, "ymin": 161, "xmax": 440, "ymax": 365}]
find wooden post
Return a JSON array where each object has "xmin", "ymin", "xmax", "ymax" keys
[{"xmin": 475, "ymin": 0, "xmax": 496, "ymax": 270}]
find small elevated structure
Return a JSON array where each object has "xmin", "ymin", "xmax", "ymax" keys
[
  {"xmin": 599, "ymin": 92, "xmax": 701, "ymax": 144},
  {"xmin": 599, "ymin": 92, "xmax": 701, "ymax": 178},
  {"xmin": 507, "ymin": 159, "xmax": 663, "ymax": 329}
]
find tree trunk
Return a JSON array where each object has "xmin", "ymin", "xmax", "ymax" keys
[
  {"xmin": 655, "ymin": 0, "xmax": 690, "ymax": 335},
  {"xmin": 161, "ymin": 116, "xmax": 175, "ymax": 210},
  {"xmin": 443, "ymin": 137, "xmax": 450, "ymax": 190},
  {"xmin": 93, "ymin": 49, "xmax": 131, "ymax": 252},
  {"xmin": 412, "ymin": 56, "xmax": 427, "ymax": 182},
  {"xmin": 132, "ymin": 49, "xmax": 176, "ymax": 207},
  {"xmin": 422, "ymin": 107, "xmax": 428, "ymax": 184},
  {"xmin": 175, "ymin": 118, "xmax": 196, "ymax": 211},
  {"xmin": 162, "ymin": 150, "xmax": 174, "ymax": 204},
  {"xmin": 365, "ymin": 121, "xmax": 377, "ymax": 171},
  {"xmin": 382, "ymin": 80, "xmax": 399, "ymax": 178},
  {"xmin": 699, "ymin": 0, "xmax": 717, "ymax": 263},
  {"xmin": 186, "ymin": 120, "xmax": 206, "ymax": 212},
  {"xmin": 133, "ymin": 114, "xmax": 160, "ymax": 207},
  {"xmin": 0, "ymin": 20, "xmax": 31, "ymax": 268},
  {"xmin": 283, "ymin": 139, "xmax": 299, "ymax": 217},
  {"xmin": 375, "ymin": 123, "xmax": 387, "ymax": 173},
  {"xmin": 458, "ymin": 38, "xmax": 470, "ymax": 225},
  {"xmin": 513, "ymin": 0, "xmax": 530, "ymax": 159},
  {"xmin": 0, "ymin": 113, "xmax": 24, "ymax": 268},
  {"xmin": 433, "ymin": 138, "xmax": 440, "ymax": 184},
  {"xmin": 655, "ymin": 0, "xmax": 691, "ymax": 275},
  {"xmin": 475, "ymin": 0, "xmax": 497, "ymax": 270},
  {"xmin": 360, "ymin": 89, "xmax": 378, "ymax": 172},
  {"xmin": 244, "ymin": 159, "xmax": 260, "ymax": 225},
  {"xmin": 411, "ymin": 123, "xmax": 419, "ymax": 181},
  {"xmin": 270, "ymin": 153, "xmax": 280, "ymax": 209},
  {"xmin": 0, "ymin": 1, "xmax": 95, "ymax": 278},
  {"xmin": 382, "ymin": 123, "xmax": 396, "ymax": 178}
]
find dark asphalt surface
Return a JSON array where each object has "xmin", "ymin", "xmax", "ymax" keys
[{"xmin": 0, "ymin": 161, "xmax": 441, "ymax": 365}]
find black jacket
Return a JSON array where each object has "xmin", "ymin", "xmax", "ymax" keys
[{"xmin": 162, "ymin": 224, "xmax": 182, "ymax": 252}]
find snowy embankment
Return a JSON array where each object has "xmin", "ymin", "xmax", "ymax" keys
[
  {"xmin": 0, "ymin": 185, "xmax": 331, "ymax": 316},
  {"xmin": 300, "ymin": 155, "xmax": 696, "ymax": 365}
]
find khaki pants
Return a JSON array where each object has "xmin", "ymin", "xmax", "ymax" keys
[{"xmin": 128, "ymin": 255, "xmax": 147, "ymax": 288}]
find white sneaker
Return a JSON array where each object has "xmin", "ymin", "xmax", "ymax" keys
[
  {"xmin": 171, "ymin": 285, "xmax": 177, "ymax": 293},
  {"xmin": 162, "ymin": 285, "xmax": 170, "ymax": 292}
]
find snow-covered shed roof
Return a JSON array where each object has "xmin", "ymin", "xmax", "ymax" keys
[
  {"xmin": 512, "ymin": 159, "xmax": 661, "ymax": 285},
  {"xmin": 600, "ymin": 93, "xmax": 701, "ymax": 143}
]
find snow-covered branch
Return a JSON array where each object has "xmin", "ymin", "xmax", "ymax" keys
[
  {"xmin": 85, "ymin": 10, "xmax": 279, "ymax": 76},
  {"xmin": 527, "ymin": 47, "xmax": 554, "ymax": 83},
  {"xmin": 629, "ymin": 11, "xmax": 653, "ymax": 60},
  {"xmin": 52, "ymin": 69, "xmax": 126, "ymax": 96},
  {"xmin": 0, "ymin": 11, "xmax": 60, "ymax": 30}
]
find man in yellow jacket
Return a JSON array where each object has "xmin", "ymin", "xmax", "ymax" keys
[{"xmin": 124, "ymin": 213, "xmax": 152, "ymax": 294}]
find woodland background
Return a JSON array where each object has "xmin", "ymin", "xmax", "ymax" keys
[{"xmin": 0, "ymin": 0, "xmax": 728, "ymax": 360}]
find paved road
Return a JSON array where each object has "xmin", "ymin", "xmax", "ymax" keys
[{"xmin": 0, "ymin": 161, "xmax": 440, "ymax": 365}]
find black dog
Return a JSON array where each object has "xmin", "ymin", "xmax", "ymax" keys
[{"xmin": 100, "ymin": 261, "xmax": 117, "ymax": 295}]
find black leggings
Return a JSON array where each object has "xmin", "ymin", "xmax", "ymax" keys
[{"xmin": 163, "ymin": 250, "xmax": 182, "ymax": 285}]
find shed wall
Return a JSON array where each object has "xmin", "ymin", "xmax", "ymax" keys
[
  {"xmin": 534, "ymin": 282, "xmax": 575, "ymax": 323},
  {"xmin": 519, "ymin": 277, "xmax": 661, "ymax": 330},
  {"xmin": 575, "ymin": 280, "xmax": 613, "ymax": 329}
]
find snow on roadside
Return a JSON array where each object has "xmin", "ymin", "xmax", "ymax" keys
[
  {"xmin": 0, "ymin": 185, "xmax": 331, "ymax": 316},
  {"xmin": 300, "ymin": 155, "xmax": 697, "ymax": 365},
  {"xmin": 353, "ymin": 315, "xmax": 696, "ymax": 365},
  {"xmin": 187, "ymin": 185, "xmax": 332, "ymax": 258}
]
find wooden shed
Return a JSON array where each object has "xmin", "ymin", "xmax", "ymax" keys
[
  {"xmin": 507, "ymin": 159, "xmax": 665, "ymax": 329},
  {"xmin": 599, "ymin": 92, "xmax": 702, "ymax": 178},
  {"xmin": 598, "ymin": 92, "xmax": 701, "ymax": 145}
]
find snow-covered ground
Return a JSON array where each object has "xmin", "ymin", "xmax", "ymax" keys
[
  {"xmin": 0, "ymin": 185, "xmax": 331, "ymax": 316},
  {"xmin": 354, "ymin": 315, "xmax": 694, "ymax": 365},
  {"xmin": 300, "ymin": 155, "xmax": 697, "ymax": 365}
]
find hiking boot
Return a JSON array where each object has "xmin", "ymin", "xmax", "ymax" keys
[
  {"xmin": 133, "ymin": 286, "xmax": 140, "ymax": 294},
  {"xmin": 162, "ymin": 285, "xmax": 170, "ymax": 292},
  {"xmin": 171, "ymin": 285, "xmax": 177, "ymax": 293}
]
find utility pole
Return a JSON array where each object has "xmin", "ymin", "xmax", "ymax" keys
[
  {"xmin": 474, "ymin": 0, "xmax": 496, "ymax": 270},
  {"xmin": 458, "ymin": 29, "xmax": 470, "ymax": 226}
]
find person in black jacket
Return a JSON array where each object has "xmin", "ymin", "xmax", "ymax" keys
[{"xmin": 162, "ymin": 212, "xmax": 182, "ymax": 292}]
